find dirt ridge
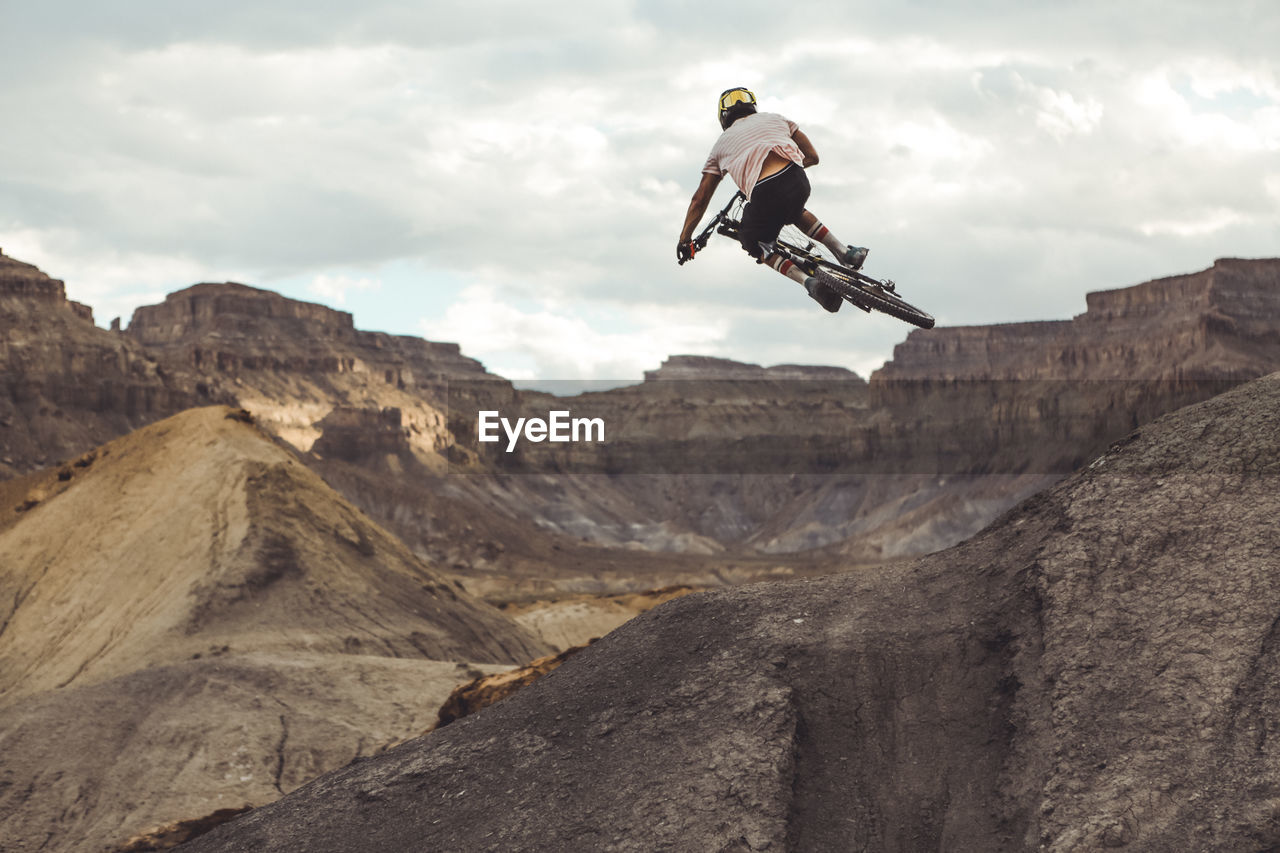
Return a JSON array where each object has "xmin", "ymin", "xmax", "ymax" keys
[{"xmin": 182, "ymin": 373, "xmax": 1280, "ymax": 851}]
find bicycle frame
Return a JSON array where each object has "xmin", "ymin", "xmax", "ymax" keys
[
  {"xmin": 682, "ymin": 188, "xmax": 931, "ymax": 328},
  {"xmin": 689, "ymin": 190, "xmax": 745, "ymax": 255},
  {"xmin": 690, "ymin": 190, "xmax": 874, "ymax": 284}
]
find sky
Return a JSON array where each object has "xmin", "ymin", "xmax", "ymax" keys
[{"xmin": 1, "ymin": 1, "xmax": 1277, "ymax": 383}]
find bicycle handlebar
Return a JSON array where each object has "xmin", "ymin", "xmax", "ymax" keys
[{"xmin": 679, "ymin": 190, "xmax": 746, "ymax": 265}]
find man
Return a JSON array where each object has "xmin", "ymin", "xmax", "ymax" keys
[{"xmin": 677, "ymin": 87, "xmax": 867, "ymax": 313}]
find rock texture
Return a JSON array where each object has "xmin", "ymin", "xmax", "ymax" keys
[
  {"xmin": 126, "ymin": 282, "xmax": 491, "ymax": 460},
  {"xmin": 0, "ymin": 407, "xmax": 548, "ymax": 852},
  {"xmin": 3, "ymin": 252, "xmax": 1279, "ymax": 851},
  {"xmin": 183, "ymin": 371, "xmax": 1280, "ymax": 852},
  {"xmin": 500, "ymin": 586, "xmax": 701, "ymax": 651},
  {"xmin": 643, "ymin": 355, "xmax": 864, "ymax": 382},
  {"xmin": 118, "ymin": 807, "xmax": 253, "ymax": 852},
  {"xmin": 434, "ymin": 642, "xmax": 594, "ymax": 729},
  {"xmin": 127, "ymin": 283, "xmax": 484, "ymax": 381},
  {"xmin": 878, "ymin": 257, "xmax": 1280, "ymax": 382},
  {"xmin": 520, "ymin": 257, "xmax": 1280, "ymax": 556},
  {"xmin": 0, "ymin": 250, "xmax": 207, "ymax": 478},
  {"xmin": 120, "ymin": 282, "xmax": 590, "ymax": 579}
]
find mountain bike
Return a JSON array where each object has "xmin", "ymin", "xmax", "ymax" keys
[{"xmin": 680, "ymin": 190, "xmax": 935, "ymax": 329}]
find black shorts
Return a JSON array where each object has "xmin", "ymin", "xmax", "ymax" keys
[{"xmin": 738, "ymin": 163, "xmax": 810, "ymax": 260}]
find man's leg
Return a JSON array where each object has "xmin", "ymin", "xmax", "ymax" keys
[
  {"xmin": 740, "ymin": 169, "xmax": 843, "ymax": 313},
  {"xmin": 739, "ymin": 202, "xmax": 802, "ymax": 281},
  {"xmin": 797, "ymin": 210, "xmax": 868, "ymax": 270},
  {"xmin": 762, "ymin": 249, "xmax": 807, "ymax": 285}
]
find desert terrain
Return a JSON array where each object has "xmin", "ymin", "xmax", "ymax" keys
[{"xmin": 3, "ymin": 249, "xmax": 1280, "ymax": 850}]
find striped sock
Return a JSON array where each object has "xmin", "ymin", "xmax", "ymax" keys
[
  {"xmin": 769, "ymin": 254, "xmax": 809, "ymax": 285},
  {"xmin": 805, "ymin": 220, "xmax": 849, "ymax": 259}
]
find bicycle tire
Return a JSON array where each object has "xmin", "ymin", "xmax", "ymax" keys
[{"xmin": 816, "ymin": 267, "xmax": 935, "ymax": 329}]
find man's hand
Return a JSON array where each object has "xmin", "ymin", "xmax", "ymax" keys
[{"xmin": 677, "ymin": 240, "xmax": 695, "ymax": 265}]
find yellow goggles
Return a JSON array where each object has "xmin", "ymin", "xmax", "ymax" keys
[{"xmin": 718, "ymin": 88, "xmax": 757, "ymax": 113}]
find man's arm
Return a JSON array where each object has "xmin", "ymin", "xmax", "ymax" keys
[
  {"xmin": 679, "ymin": 172, "xmax": 723, "ymax": 245},
  {"xmin": 793, "ymin": 129, "xmax": 819, "ymax": 167}
]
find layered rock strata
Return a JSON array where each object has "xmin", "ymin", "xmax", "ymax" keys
[
  {"xmin": 127, "ymin": 283, "xmax": 486, "ymax": 387},
  {"xmin": 5, "ymin": 255, "xmax": 1280, "ymax": 569},
  {"xmin": 0, "ymin": 251, "xmax": 207, "ymax": 477},
  {"xmin": 488, "ymin": 258, "xmax": 1280, "ymax": 554},
  {"xmin": 876, "ymin": 257, "xmax": 1280, "ymax": 382},
  {"xmin": 643, "ymin": 355, "xmax": 864, "ymax": 382},
  {"xmin": 125, "ymin": 283, "xmax": 501, "ymax": 463}
]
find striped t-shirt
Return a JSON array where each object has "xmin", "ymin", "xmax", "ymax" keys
[{"xmin": 702, "ymin": 112, "xmax": 805, "ymax": 200}]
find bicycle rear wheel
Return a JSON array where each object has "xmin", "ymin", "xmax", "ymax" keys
[{"xmin": 816, "ymin": 266, "xmax": 935, "ymax": 329}]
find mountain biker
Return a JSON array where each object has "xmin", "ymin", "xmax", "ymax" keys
[{"xmin": 677, "ymin": 87, "xmax": 867, "ymax": 313}]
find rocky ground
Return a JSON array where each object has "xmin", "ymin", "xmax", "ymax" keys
[{"xmin": 184, "ymin": 371, "xmax": 1280, "ymax": 852}]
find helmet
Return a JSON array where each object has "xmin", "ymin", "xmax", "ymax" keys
[{"xmin": 718, "ymin": 87, "xmax": 758, "ymax": 130}]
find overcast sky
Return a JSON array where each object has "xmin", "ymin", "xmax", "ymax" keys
[{"xmin": 2, "ymin": 1, "xmax": 1276, "ymax": 381}]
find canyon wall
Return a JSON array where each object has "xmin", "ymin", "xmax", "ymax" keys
[
  {"xmin": 0, "ymin": 251, "xmax": 208, "ymax": 477},
  {"xmin": 127, "ymin": 283, "xmax": 487, "ymax": 390},
  {"xmin": 462, "ymin": 257, "xmax": 1280, "ymax": 557},
  {"xmin": 877, "ymin": 257, "xmax": 1280, "ymax": 382},
  {"xmin": 4, "ymin": 253, "xmax": 1279, "ymax": 568}
]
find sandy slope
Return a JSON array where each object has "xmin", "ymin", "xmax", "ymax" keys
[
  {"xmin": 0, "ymin": 407, "xmax": 546, "ymax": 700},
  {"xmin": 0, "ymin": 406, "xmax": 549, "ymax": 851},
  {"xmin": 500, "ymin": 587, "xmax": 700, "ymax": 651}
]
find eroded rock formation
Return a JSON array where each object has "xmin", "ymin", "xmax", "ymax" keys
[
  {"xmin": 183, "ymin": 372, "xmax": 1280, "ymax": 852},
  {"xmin": 127, "ymin": 282, "xmax": 486, "ymax": 386},
  {"xmin": 0, "ymin": 251, "xmax": 208, "ymax": 477},
  {"xmin": 508, "ymin": 258, "xmax": 1280, "ymax": 555},
  {"xmin": 6, "ymin": 254, "xmax": 1278, "ymax": 571},
  {"xmin": 876, "ymin": 257, "xmax": 1280, "ymax": 382}
]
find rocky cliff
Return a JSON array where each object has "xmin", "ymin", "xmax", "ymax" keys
[
  {"xmin": 858, "ymin": 259, "xmax": 1280, "ymax": 493},
  {"xmin": 120, "ymin": 281, "xmax": 681, "ymax": 594},
  {"xmin": 181, "ymin": 371, "xmax": 1280, "ymax": 853},
  {"xmin": 127, "ymin": 283, "xmax": 486, "ymax": 387},
  {"xmin": 877, "ymin": 257, "xmax": 1280, "ymax": 382},
  {"xmin": 452, "ymin": 259, "xmax": 1279, "ymax": 559},
  {"xmin": 654, "ymin": 258, "xmax": 1279, "ymax": 553},
  {"xmin": 5, "ymin": 254, "xmax": 1279, "ymax": 574},
  {"xmin": 125, "ymin": 283, "xmax": 497, "ymax": 466},
  {"xmin": 643, "ymin": 354, "xmax": 864, "ymax": 382},
  {"xmin": 0, "ymin": 250, "xmax": 207, "ymax": 477}
]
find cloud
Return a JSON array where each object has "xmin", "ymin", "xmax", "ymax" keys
[
  {"xmin": 1, "ymin": 1, "xmax": 1277, "ymax": 380},
  {"xmin": 420, "ymin": 283, "xmax": 731, "ymax": 379},
  {"xmin": 0, "ymin": 226, "xmax": 223, "ymax": 327},
  {"xmin": 308, "ymin": 273, "xmax": 381, "ymax": 305}
]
